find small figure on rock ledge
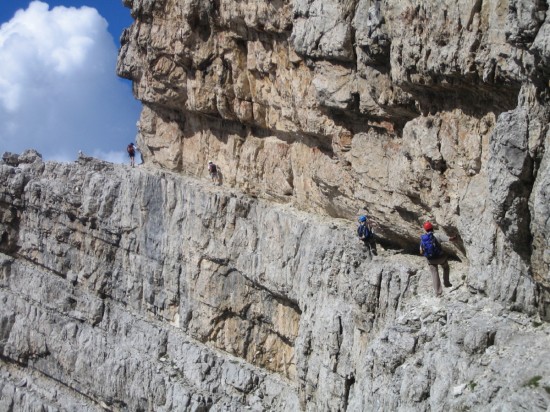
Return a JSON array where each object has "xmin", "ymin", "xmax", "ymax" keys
[
  {"xmin": 127, "ymin": 143, "xmax": 137, "ymax": 167},
  {"xmin": 208, "ymin": 161, "xmax": 220, "ymax": 185},
  {"xmin": 419, "ymin": 221, "xmax": 457, "ymax": 297},
  {"xmin": 357, "ymin": 215, "xmax": 377, "ymax": 256}
]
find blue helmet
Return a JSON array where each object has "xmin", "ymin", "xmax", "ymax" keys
[{"xmin": 358, "ymin": 215, "xmax": 367, "ymax": 222}]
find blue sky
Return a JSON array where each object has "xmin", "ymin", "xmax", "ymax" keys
[
  {"xmin": 0, "ymin": 1, "xmax": 141, "ymax": 162},
  {"xmin": 0, "ymin": 0, "xmax": 133, "ymax": 46}
]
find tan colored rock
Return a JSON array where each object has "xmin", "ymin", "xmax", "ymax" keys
[
  {"xmin": 3, "ymin": 0, "xmax": 549, "ymax": 410},
  {"xmin": 2, "ymin": 157, "xmax": 550, "ymax": 411},
  {"xmin": 117, "ymin": 0, "xmax": 550, "ymax": 314}
]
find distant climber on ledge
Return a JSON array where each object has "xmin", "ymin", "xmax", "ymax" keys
[
  {"xmin": 127, "ymin": 143, "xmax": 136, "ymax": 167},
  {"xmin": 420, "ymin": 221, "xmax": 457, "ymax": 297},
  {"xmin": 357, "ymin": 215, "xmax": 377, "ymax": 256},
  {"xmin": 208, "ymin": 161, "xmax": 219, "ymax": 184}
]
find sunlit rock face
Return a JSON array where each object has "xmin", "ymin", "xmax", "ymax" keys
[
  {"xmin": 1, "ymin": 152, "xmax": 550, "ymax": 411},
  {"xmin": 117, "ymin": 0, "xmax": 550, "ymax": 315},
  {"xmin": 1, "ymin": 0, "xmax": 550, "ymax": 410}
]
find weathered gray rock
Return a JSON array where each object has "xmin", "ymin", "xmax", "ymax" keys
[
  {"xmin": 115, "ymin": 0, "xmax": 549, "ymax": 315},
  {"xmin": 2, "ymin": 0, "xmax": 550, "ymax": 409},
  {"xmin": 531, "ymin": 126, "xmax": 550, "ymax": 319},
  {"xmin": 1, "ymin": 159, "xmax": 549, "ymax": 411},
  {"xmin": 291, "ymin": 0, "xmax": 355, "ymax": 62}
]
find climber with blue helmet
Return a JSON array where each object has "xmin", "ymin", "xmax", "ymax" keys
[{"xmin": 357, "ymin": 214, "xmax": 377, "ymax": 256}]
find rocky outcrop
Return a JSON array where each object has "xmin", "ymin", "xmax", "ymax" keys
[
  {"xmin": 116, "ymin": 0, "xmax": 550, "ymax": 314},
  {"xmin": 1, "ymin": 152, "xmax": 549, "ymax": 411},
  {"xmin": 1, "ymin": 0, "xmax": 550, "ymax": 410}
]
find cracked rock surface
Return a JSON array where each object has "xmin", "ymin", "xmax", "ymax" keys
[
  {"xmin": 0, "ymin": 152, "xmax": 549, "ymax": 411},
  {"xmin": 2, "ymin": 0, "xmax": 550, "ymax": 410},
  {"xmin": 117, "ymin": 0, "xmax": 550, "ymax": 312}
]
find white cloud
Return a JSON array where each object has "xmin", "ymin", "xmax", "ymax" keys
[{"xmin": 0, "ymin": 1, "xmax": 141, "ymax": 162}]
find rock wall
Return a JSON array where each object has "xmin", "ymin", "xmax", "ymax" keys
[
  {"xmin": 1, "ymin": 0, "xmax": 550, "ymax": 410},
  {"xmin": 118, "ymin": 0, "xmax": 550, "ymax": 314},
  {"xmin": 1, "ymin": 152, "xmax": 549, "ymax": 411}
]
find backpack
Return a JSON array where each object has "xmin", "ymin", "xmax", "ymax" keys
[
  {"xmin": 357, "ymin": 223, "xmax": 372, "ymax": 239},
  {"xmin": 209, "ymin": 163, "xmax": 217, "ymax": 173},
  {"xmin": 127, "ymin": 144, "xmax": 135, "ymax": 155},
  {"xmin": 420, "ymin": 232, "xmax": 442, "ymax": 259}
]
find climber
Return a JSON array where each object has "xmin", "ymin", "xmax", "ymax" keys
[
  {"xmin": 419, "ymin": 221, "xmax": 457, "ymax": 297},
  {"xmin": 208, "ymin": 161, "xmax": 219, "ymax": 184},
  {"xmin": 127, "ymin": 143, "xmax": 136, "ymax": 167},
  {"xmin": 357, "ymin": 215, "xmax": 377, "ymax": 256}
]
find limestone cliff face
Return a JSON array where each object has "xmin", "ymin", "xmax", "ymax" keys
[
  {"xmin": 1, "ymin": 0, "xmax": 550, "ymax": 410},
  {"xmin": 117, "ymin": 0, "xmax": 550, "ymax": 315},
  {"xmin": 1, "ymin": 152, "xmax": 550, "ymax": 411}
]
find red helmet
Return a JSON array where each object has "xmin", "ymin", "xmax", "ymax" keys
[{"xmin": 423, "ymin": 221, "xmax": 433, "ymax": 231}]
